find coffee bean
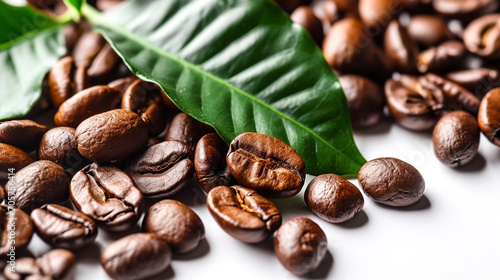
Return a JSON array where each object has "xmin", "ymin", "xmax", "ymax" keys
[
  {"xmin": 358, "ymin": 157, "xmax": 425, "ymax": 206},
  {"xmin": 291, "ymin": 6, "xmax": 324, "ymax": 46},
  {"xmin": 70, "ymin": 162, "xmax": 144, "ymax": 231},
  {"xmin": 478, "ymin": 87, "xmax": 500, "ymax": 146},
  {"xmin": 86, "ymin": 43, "xmax": 121, "ymax": 83},
  {"xmin": 194, "ymin": 133, "xmax": 234, "ymax": 193},
  {"xmin": 433, "ymin": 110, "xmax": 480, "ymax": 167},
  {"xmin": 15, "ymin": 160, "xmax": 70, "ymax": 213},
  {"xmin": 338, "ymin": 74, "xmax": 385, "ymax": 128},
  {"xmin": 48, "ymin": 56, "xmax": 89, "ymax": 108},
  {"xmin": 446, "ymin": 68, "xmax": 500, "ymax": 94},
  {"xmin": 0, "ymin": 120, "xmax": 48, "ymax": 152},
  {"xmin": 433, "ymin": 0, "xmax": 498, "ymax": 20},
  {"xmin": 464, "ymin": 14, "xmax": 500, "ymax": 60},
  {"xmin": 26, "ymin": 0, "xmax": 67, "ymax": 16},
  {"xmin": 0, "ymin": 143, "xmax": 34, "ymax": 179},
  {"xmin": 165, "ymin": 112, "xmax": 208, "ymax": 159},
  {"xmin": 207, "ymin": 185, "xmax": 282, "ymax": 243},
  {"xmin": 358, "ymin": 0, "xmax": 398, "ymax": 31},
  {"xmin": 274, "ymin": 217, "xmax": 327, "ymax": 275},
  {"xmin": 108, "ymin": 76, "xmax": 137, "ymax": 95},
  {"xmin": 407, "ymin": 15, "xmax": 454, "ymax": 47},
  {"xmin": 417, "ymin": 40, "xmax": 466, "ymax": 73},
  {"xmin": 31, "ymin": 204, "xmax": 98, "ymax": 250},
  {"xmin": 4, "ymin": 249, "xmax": 76, "ymax": 280},
  {"xmin": 121, "ymin": 79, "xmax": 169, "ymax": 136},
  {"xmin": 100, "ymin": 233, "xmax": 171, "ymax": 280},
  {"xmin": 143, "ymin": 199, "xmax": 205, "ymax": 253},
  {"xmin": 311, "ymin": 0, "xmax": 339, "ymax": 35},
  {"xmin": 305, "ymin": 174, "xmax": 364, "ymax": 223},
  {"xmin": 0, "ymin": 185, "xmax": 3, "ymax": 202},
  {"xmin": 226, "ymin": 132, "xmax": 306, "ymax": 198},
  {"xmin": 0, "ymin": 205, "xmax": 33, "ymax": 257},
  {"xmin": 124, "ymin": 140, "xmax": 193, "ymax": 198},
  {"xmin": 75, "ymin": 109, "xmax": 148, "ymax": 162},
  {"xmin": 54, "ymin": 85, "xmax": 122, "ymax": 128},
  {"xmin": 38, "ymin": 127, "xmax": 83, "ymax": 169},
  {"xmin": 384, "ymin": 19, "xmax": 419, "ymax": 73}
]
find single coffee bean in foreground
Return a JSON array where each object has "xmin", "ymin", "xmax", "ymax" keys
[
  {"xmin": 274, "ymin": 217, "xmax": 327, "ymax": 275},
  {"xmin": 48, "ymin": 56, "xmax": 89, "ymax": 108},
  {"xmin": 478, "ymin": 87, "xmax": 500, "ymax": 146},
  {"xmin": 0, "ymin": 143, "xmax": 33, "ymax": 179},
  {"xmin": 305, "ymin": 174, "xmax": 364, "ymax": 223},
  {"xmin": 165, "ymin": 112, "xmax": 208, "ymax": 159},
  {"xmin": 31, "ymin": 204, "xmax": 98, "ymax": 250},
  {"xmin": 100, "ymin": 233, "xmax": 171, "ymax": 280},
  {"xmin": 143, "ymin": 199, "xmax": 205, "ymax": 253},
  {"xmin": 15, "ymin": 160, "xmax": 70, "ymax": 213},
  {"xmin": 125, "ymin": 140, "xmax": 193, "ymax": 198},
  {"xmin": 194, "ymin": 133, "xmax": 234, "ymax": 193},
  {"xmin": 70, "ymin": 162, "xmax": 144, "ymax": 231},
  {"xmin": 3, "ymin": 249, "xmax": 76, "ymax": 280},
  {"xmin": 0, "ymin": 205, "xmax": 33, "ymax": 258},
  {"xmin": 75, "ymin": 109, "xmax": 148, "ymax": 162},
  {"xmin": 38, "ymin": 127, "xmax": 83, "ymax": 169},
  {"xmin": 226, "ymin": 132, "xmax": 306, "ymax": 198},
  {"xmin": 207, "ymin": 185, "xmax": 282, "ymax": 243},
  {"xmin": 358, "ymin": 157, "xmax": 425, "ymax": 207},
  {"xmin": 0, "ymin": 119, "xmax": 47, "ymax": 152},
  {"xmin": 433, "ymin": 110, "xmax": 480, "ymax": 167}
]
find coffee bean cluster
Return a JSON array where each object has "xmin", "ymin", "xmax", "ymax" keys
[{"xmin": 284, "ymin": 0, "xmax": 500, "ymax": 167}]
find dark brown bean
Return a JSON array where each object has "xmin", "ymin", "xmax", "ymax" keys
[
  {"xmin": 407, "ymin": 15, "xmax": 454, "ymax": 47},
  {"xmin": 73, "ymin": 32, "xmax": 106, "ymax": 68},
  {"xmin": 124, "ymin": 140, "xmax": 194, "ymax": 198},
  {"xmin": 100, "ymin": 233, "xmax": 171, "ymax": 280},
  {"xmin": 15, "ymin": 161, "xmax": 70, "ymax": 213},
  {"xmin": 108, "ymin": 76, "xmax": 137, "ymax": 95},
  {"xmin": 291, "ymin": 6, "xmax": 324, "ymax": 46},
  {"xmin": 384, "ymin": 19, "xmax": 419, "ymax": 73},
  {"xmin": 446, "ymin": 68, "xmax": 500, "ymax": 94},
  {"xmin": 417, "ymin": 40, "xmax": 466, "ymax": 73},
  {"xmin": 274, "ymin": 217, "xmax": 327, "ymax": 275},
  {"xmin": 143, "ymin": 199, "xmax": 205, "ymax": 253},
  {"xmin": 305, "ymin": 174, "xmax": 364, "ymax": 223},
  {"xmin": 311, "ymin": 0, "xmax": 339, "ymax": 35},
  {"xmin": 70, "ymin": 162, "xmax": 144, "ymax": 231},
  {"xmin": 0, "ymin": 185, "xmax": 3, "ymax": 202},
  {"xmin": 0, "ymin": 120, "xmax": 47, "ymax": 152},
  {"xmin": 165, "ymin": 112, "xmax": 208, "ymax": 159},
  {"xmin": 478, "ymin": 87, "xmax": 500, "ymax": 146},
  {"xmin": 86, "ymin": 43, "xmax": 121, "ymax": 83},
  {"xmin": 38, "ymin": 127, "xmax": 83, "ymax": 169},
  {"xmin": 433, "ymin": 0, "xmax": 498, "ymax": 20},
  {"xmin": 4, "ymin": 249, "xmax": 75, "ymax": 280},
  {"xmin": 75, "ymin": 109, "xmax": 148, "ymax": 162},
  {"xmin": 433, "ymin": 111, "xmax": 480, "ymax": 167},
  {"xmin": 359, "ymin": 0, "xmax": 399, "ymax": 31},
  {"xmin": 26, "ymin": 0, "xmax": 67, "ymax": 16},
  {"xmin": 226, "ymin": 132, "xmax": 306, "ymax": 198},
  {"xmin": 463, "ymin": 14, "xmax": 500, "ymax": 60},
  {"xmin": 0, "ymin": 205, "xmax": 33, "ymax": 258},
  {"xmin": 207, "ymin": 185, "xmax": 282, "ymax": 243},
  {"xmin": 48, "ymin": 56, "xmax": 89, "ymax": 108},
  {"xmin": 31, "ymin": 204, "xmax": 98, "ymax": 250},
  {"xmin": 358, "ymin": 157, "xmax": 425, "ymax": 207},
  {"xmin": 0, "ymin": 143, "xmax": 34, "ymax": 179},
  {"xmin": 54, "ymin": 85, "xmax": 122, "ymax": 128},
  {"xmin": 194, "ymin": 133, "xmax": 234, "ymax": 193}
]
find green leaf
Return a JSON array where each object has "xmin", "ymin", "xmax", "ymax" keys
[
  {"xmin": 64, "ymin": 0, "xmax": 84, "ymax": 12},
  {"xmin": 0, "ymin": 1, "xmax": 66, "ymax": 120},
  {"xmin": 84, "ymin": 0, "xmax": 366, "ymax": 176}
]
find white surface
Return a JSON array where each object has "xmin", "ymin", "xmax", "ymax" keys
[{"xmin": 24, "ymin": 116, "xmax": 500, "ymax": 280}]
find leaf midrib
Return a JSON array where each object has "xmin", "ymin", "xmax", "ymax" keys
[{"xmin": 85, "ymin": 7, "xmax": 363, "ymax": 167}]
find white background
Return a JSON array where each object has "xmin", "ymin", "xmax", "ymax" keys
[{"xmin": 20, "ymin": 113, "xmax": 500, "ymax": 280}]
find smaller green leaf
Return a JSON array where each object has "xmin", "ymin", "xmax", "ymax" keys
[
  {"xmin": 65, "ymin": 0, "xmax": 84, "ymax": 11},
  {"xmin": 63, "ymin": 0, "xmax": 85, "ymax": 20}
]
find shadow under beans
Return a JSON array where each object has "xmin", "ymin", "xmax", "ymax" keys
[
  {"xmin": 242, "ymin": 235, "xmax": 275, "ymax": 253},
  {"xmin": 270, "ymin": 195, "xmax": 309, "ymax": 218},
  {"xmin": 452, "ymin": 153, "xmax": 486, "ymax": 173},
  {"xmin": 353, "ymin": 116, "xmax": 393, "ymax": 136},
  {"xmin": 173, "ymin": 237, "xmax": 210, "ymax": 261},
  {"xmin": 144, "ymin": 265, "xmax": 175, "ymax": 280},
  {"xmin": 74, "ymin": 242, "xmax": 101, "ymax": 264},
  {"xmin": 169, "ymin": 178, "xmax": 207, "ymax": 207},
  {"xmin": 335, "ymin": 210, "xmax": 369, "ymax": 229},
  {"xmin": 376, "ymin": 194, "xmax": 431, "ymax": 211},
  {"xmin": 100, "ymin": 223, "xmax": 142, "ymax": 241},
  {"xmin": 306, "ymin": 250, "xmax": 334, "ymax": 279}
]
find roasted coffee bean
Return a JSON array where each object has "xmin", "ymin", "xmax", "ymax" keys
[
  {"xmin": 0, "ymin": 143, "xmax": 34, "ymax": 179},
  {"xmin": 305, "ymin": 174, "xmax": 364, "ymax": 223},
  {"xmin": 15, "ymin": 161, "xmax": 70, "ymax": 213},
  {"xmin": 274, "ymin": 217, "xmax": 327, "ymax": 275},
  {"xmin": 26, "ymin": 0, "xmax": 67, "ymax": 16},
  {"xmin": 358, "ymin": 157, "xmax": 425, "ymax": 206},
  {"xmin": 165, "ymin": 112, "xmax": 208, "ymax": 159},
  {"xmin": 48, "ymin": 56, "xmax": 89, "ymax": 108},
  {"xmin": 433, "ymin": 0, "xmax": 498, "ymax": 20},
  {"xmin": 194, "ymin": 133, "xmax": 234, "ymax": 193},
  {"xmin": 338, "ymin": 75, "xmax": 385, "ymax": 128},
  {"xmin": 31, "ymin": 204, "xmax": 98, "ymax": 249},
  {"xmin": 226, "ymin": 132, "xmax": 306, "ymax": 198},
  {"xmin": 311, "ymin": 0, "xmax": 339, "ymax": 35},
  {"xmin": 101, "ymin": 233, "xmax": 171, "ymax": 280},
  {"xmin": 75, "ymin": 109, "xmax": 148, "ymax": 162},
  {"xmin": 272, "ymin": 0, "xmax": 304, "ymax": 13},
  {"xmin": 143, "ymin": 199, "xmax": 205, "ymax": 253},
  {"xmin": 0, "ymin": 186, "xmax": 3, "ymax": 202},
  {"xmin": 73, "ymin": 32, "xmax": 106, "ymax": 68},
  {"xmin": 0, "ymin": 120, "xmax": 47, "ymax": 152},
  {"xmin": 291, "ymin": 6, "xmax": 324, "ymax": 46},
  {"xmin": 4, "ymin": 249, "xmax": 76, "ymax": 280},
  {"xmin": 63, "ymin": 21, "xmax": 88, "ymax": 53},
  {"xmin": 463, "ymin": 14, "xmax": 500, "ymax": 60},
  {"xmin": 407, "ymin": 15, "xmax": 454, "ymax": 47},
  {"xmin": 446, "ymin": 68, "xmax": 500, "ymax": 94},
  {"xmin": 207, "ymin": 185, "xmax": 282, "ymax": 243},
  {"xmin": 54, "ymin": 85, "xmax": 122, "ymax": 128},
  {"xmin": 108, "ymin": 76, "xmax": 137, "ymax": 95},
  {"xmin": 121, "ymin": 79, "xmax": 169, "ymax": 136},
  {"xmin": 124, "ymin": 141, "xmax": 193, "ymax": 198},
  {"xmin": 478, "ymin": 87, "xmax": 500, "ymax": 146},
  {"xmin": 0, "ymin": 205, "xmax": 33, "ymax": 257},
  {"xmin": 38, "ymin": 127, "xmax": 83, "ymax": 169},
  {"xmin": 359, "ymin": 0, "xmax": 399, "ymax": 31},
  {"xmin": 384, "ymin": 19, "xmax": 419, "ymax": 73},
  {"xmin": 433, "ymin": 111, "xmax": 480, "ymax": 167},
  {"xmin": 70, "ymin": 162, "xmax": 143, "ymax": 231},
  {"xmin": 417, "ymin": 40, "xmax": 466, "ymax": 73}
]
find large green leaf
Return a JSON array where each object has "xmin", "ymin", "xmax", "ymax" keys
[
  {"xmin": 0, "ymin": 1, "xmax": 66, "ymax": 120},
  {"xmin": 84, "ymin": 0, "xmax": 366, "ymax": 176}
]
